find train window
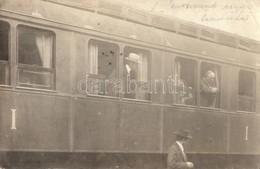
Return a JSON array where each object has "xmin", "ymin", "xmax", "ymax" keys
[
  {"xmin": 238, "ymin": 70, "xmax": 255, "ymax": 112},
  {"xmin": 0, "ymin": 21, "xmax": 10, "ymax": 85},
  {"xmin": 123, "ymin": 46, "xmax": 150, "ymax": 101},
  {"xmin": 17, "ymin": 25, "xmax": 55, "ymax": 90},
  {"xmin": 87, "ymin": 39, "xmax": 118, "ymax": 96},
  {"xmin": 174, "ymin": 57, "xmax": 196, "ymax": 105},
  {"xmin": 200, "ymin": 62, "xmax": 220, "ymax": 108}
]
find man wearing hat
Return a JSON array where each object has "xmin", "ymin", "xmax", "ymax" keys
[{"xmin": 167, "ymin": 129, "xmax": 194, "ymax": 169}]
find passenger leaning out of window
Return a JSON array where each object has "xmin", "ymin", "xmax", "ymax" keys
[{"xmin": 200, "ymin": 70, "xmax": 219, "ymax": 107}]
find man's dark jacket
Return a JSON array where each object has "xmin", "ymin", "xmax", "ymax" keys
[{"xmin": 167, "ymin": 143, "xmax": 188, "ymax": 169}]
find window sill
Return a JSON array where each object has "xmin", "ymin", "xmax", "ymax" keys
[
  {"xmin": 237, "ymin": 110, "xmax": 256, "ymax": 114},
  {"xmin": 199, "ymin": 106, "xmax": 221, "ymax": 111},
  {"xmin": 85, "ymin": 93, "xmax": 120, "ymax": 100},
  {"xmin": 171, "ymin": 103, "xmax": 222, "ymax": 110},
  {"xmin": 0, "ymin": 85, "xmax": 12, "ymax": 90},
  {"xmin": 173, "ymin": 103, "xmax": 197, "ymax": 108},
  {"xmin": 122, "ymin": 98, "xmax": 152, "ymax": 103},
  {"xmin": 15, "ymin": 86, "xmax": 57, "ymax": 93},
  {"xmin": 18, "ymin": 64, "xmax": 54, "ymax": 72}
]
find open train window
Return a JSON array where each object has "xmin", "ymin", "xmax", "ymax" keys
[
  {"xmin": 123, "ymin": 46, "xmax": 150, "ymax": 101},
  {"xmin": 238, "ymin": 70, "xmax": 255, "ymax": 112},
  {"xmin": 17, "ymin": 25, "xmax": 55, "ymax": 90},
  {"xmin": 0, "ymin": 21, "xmax": 10, "ymax": 85},
  {"xmin": 200, "ymin": 62, "xmax": 220, "ymax": 108},
  {"xmin": 174, "ymin": 57, "xmax": 196, "ymax": 106},
  {"xmin": 87, "ymin": 39, "xmax": 118, "ymax": 97}
]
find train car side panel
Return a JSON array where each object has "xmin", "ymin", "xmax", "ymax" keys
[
  {"xmin": 163, "ymin": 107, "xmax": 228, "ymax": 153},
  {"xmin": 73, "ymin": 98, "xmax": 161, "ymax": 152},
  {"xmin": 0, "ymin": 91, "xmax": 70, "ymax": 151},
  {"xmin": 118, "ymin": 102, "xmax": 161, "ymax": 152},
  {"xmin": 229, "ymin": 114, "xmax": 260, "ymax": 154},
  {"xmin": 163, "ymin": 107, "xmax": 197, "ymax": 152},
  {"xmin": 195, "ymin": 111, "xmax": 228, "ymax": 153}
]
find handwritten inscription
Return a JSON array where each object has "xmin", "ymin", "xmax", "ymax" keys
[
  {"xmin": 201, "ymin": 11, "xmax": 250, "ymax": 22},
  {"xmin": 171, "ymin": 2, "xmax": 216, "ymax": 9},
  {"xmin": 222, "ymin": 4, "xmax": 247, "ymax": 10},
  {"xmin": 169, "ymin": 1, "xmax": 251, "ymax": 22}
]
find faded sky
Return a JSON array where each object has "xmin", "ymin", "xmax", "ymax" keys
[{"xmin": 108, "ymin": 0, "xmax": 260, "ymax": 41}]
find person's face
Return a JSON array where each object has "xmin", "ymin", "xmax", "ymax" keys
[
  {"xmin": 207, "ymin": 72, "xmax": 215, "ymax": 82},
  {"xmin": 181, "ymin": 138, "xmax": 188, "ymax": 145}
]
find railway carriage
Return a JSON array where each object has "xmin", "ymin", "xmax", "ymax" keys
[{"xmin": 0, "ymin": 0, "xmax": 260, "ymax": 168}]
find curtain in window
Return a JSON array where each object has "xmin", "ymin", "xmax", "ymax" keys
[
  {"xmin": 35, "ymin": 33, "xmax": 53, "ymax": 68},
  {"xmin": 88, "ymin": 44, "xmax": 98, "ymax": 74},
  {"xmin": 140, "ymin": 53, "xmax": 148, "ymax": 82},
  {"xmin": 131, "ymin": 53, "xmax": 149, "ymax": 100},
  {"xmin": 213, "ymin": 68, "xmax": 219, "ymax": 107},
  {"xmin": 174, "ymin": 60, "xmax": 181, "ymax": 85},
  {"xmin": 174, "ymin": 60, "xmax": 181, "ymax": 104}
]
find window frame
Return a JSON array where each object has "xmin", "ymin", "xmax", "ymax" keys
[
  {"xmin": 86, "ymin": 38, "xmax": 120, "ymax": 98},
  {"xmin": 173, "ymin": 56, "xmax": 197, "ymax": 107},
  {"xmin": 122, "ymin": 45, "xmax": 151, "ymax": 101},
  {"xmin": 199, "ymin": 61, "xmax": 221, "ymax": 110},
  {"xmin": 237, "ymin": 69, "xmax": 256, "ymax": 113},
  {"xmin": 0, "ymin": 20, "xmax": 11, "ymax": 86},
  {"xmin": 16, "ymin": 25, "xmax": 56, "ymax": 90}
]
